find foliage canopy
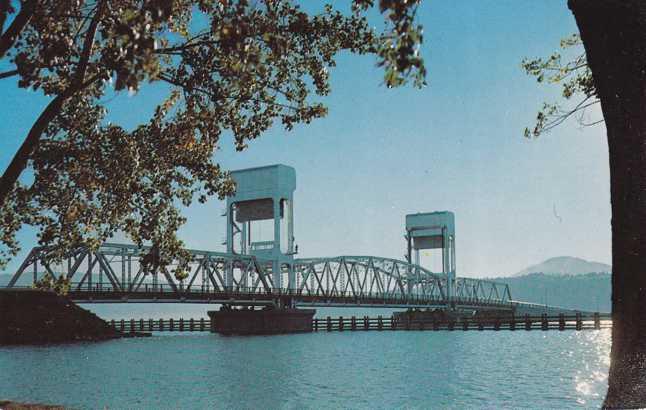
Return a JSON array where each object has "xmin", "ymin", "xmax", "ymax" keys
[
  {"xmin": 0, "ymin": 0, "xmax": 425, "ymax": 278},
  {"xmin": 32, "ymin": 273, "xmax": 71, "ymax": 295}
]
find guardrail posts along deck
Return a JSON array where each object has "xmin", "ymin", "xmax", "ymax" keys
[{"xmin": 493, "ymin": 319, "xmax": 501, "ymax": 331}]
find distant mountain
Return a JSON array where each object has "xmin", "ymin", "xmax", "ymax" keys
[
  {"xmin": 491, "ymin": 272, "xmax": 610, "ymax": 313},
  {"xmin": 514, "ymin": 256, "xmax": 610, "ymax": 277}
]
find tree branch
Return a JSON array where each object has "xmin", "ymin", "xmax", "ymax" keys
[
  {"xmin": 154, "ymin": 31, "xmax": 211, "ymax": 55},
  {"xmin": 542, "ymin": 97, "xmax": 600, "ymax": 133},
  {"xmin": 71, "ymin": 0, "xmax": 104, "ymax": 87},
  {"xmin": 0, "ymin": 93, "xmax": 67, "ymax": 207},
  {"xmin": 0, "ymin": 68, "xmax": 17, "ymax": 79},
  {"xmin": 0, "ymin": 0, "xmax": 35, "ymax": 59},
  {"xmin": 0, "ymin": 0, "xmax": 105, "ymax": 208},
  {"xmin": 581, "ymin": 118, "xmax": 605, "ymax": 127},
  {"xmin": 159, "ymin": 73, "xmax": 299, "ymax": 111},
  {"xmin": 0, "ymin": 0, "xmax": 11, "ymax": 34}
]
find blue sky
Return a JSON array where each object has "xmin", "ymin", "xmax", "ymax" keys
[{"xmin": 0, "ymin": 1, "xmax": 610, "ymax": 277}]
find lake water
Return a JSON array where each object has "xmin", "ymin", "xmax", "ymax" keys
[{"xmin": 0, "ymin": 305, "xmax": 610, "ymax": 409}]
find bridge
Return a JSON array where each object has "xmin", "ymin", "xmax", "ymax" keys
[
  {"xmin": 3, "ymin": 164, "xmax": 590, "ymax": 334},
  {"xmin": 6, "ymin": 242, "xmax": 512, "ymax": 310}
]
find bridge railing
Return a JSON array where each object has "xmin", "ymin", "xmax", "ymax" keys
[{"xmin": 107, "ymin": 314, "xmax": 610, "ymax": 333}]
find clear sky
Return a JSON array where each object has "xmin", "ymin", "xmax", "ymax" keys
[{"xmin": 0, "ymin": 1, "xmax": 611, "ymax": 277}]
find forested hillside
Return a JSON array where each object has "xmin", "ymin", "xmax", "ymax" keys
[{"xmin": 491, "ymin": 272, "xmax": 611, "ymax": 313}]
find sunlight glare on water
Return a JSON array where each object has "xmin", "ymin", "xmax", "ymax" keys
[{"xmin": 573, "ymin": 329, "xmax": 611, "ymax": 406}]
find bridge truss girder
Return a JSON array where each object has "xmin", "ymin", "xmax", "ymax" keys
[
  {"xmin": 7, "ymin": 243, "xmax": 276, "ymax": 294},
  {"xmin": 292, "ymin": 256, "xmax": 448, "ymax": 301},
  {"xmin": 5, "ymin": 243, "xmax": 512, "ymax": 307}
]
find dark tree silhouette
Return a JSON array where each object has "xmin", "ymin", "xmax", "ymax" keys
[
  {"xmin": 529, "ymin": 1, "xmax": 646, "ymax": 406},
  {"xmin": 568, "ymin": 1, "xmax": 646, "ymax": 406}
]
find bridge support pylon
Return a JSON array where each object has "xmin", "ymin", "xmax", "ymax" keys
[
  {"xmin": 208, "ymin": 307, "xmax": 315, "ymax": 335},
  {"xmin": 226, "ymin": 165, "xmax": 297, "ymax": 293},
  {"xmin": 405, "ymin": 211, "xmax": 456, "ymax": 307}
]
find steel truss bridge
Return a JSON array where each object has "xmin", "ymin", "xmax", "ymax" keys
[{"xmin": 5, "ymin": 243, "xmax": 513, "ymax": 310}]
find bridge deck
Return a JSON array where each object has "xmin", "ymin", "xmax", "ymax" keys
[{"xmin": 31, "ymin": 284, "xmax": 515, "ymax": 309}]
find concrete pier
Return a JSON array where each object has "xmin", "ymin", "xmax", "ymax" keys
[{"xmin": 207, "ymin": 307, "xmax": 316, "ymax": 335}]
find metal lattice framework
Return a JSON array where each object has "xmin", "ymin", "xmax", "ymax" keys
[
  {"xmin": 8, "ymin": 243, "xmax": 276, "ymax": 294},
  {"xmin": 292, "ymin": 256, "xmax": 447, "ymax": 300},
  {"xmin": 5, "ymin": 243, "xmax": 512, "ymax": 307}
]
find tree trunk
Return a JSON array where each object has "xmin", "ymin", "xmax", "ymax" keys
[
  {"xmin": 0, "ymin": 93, "xmax": 66, "ymax": 206},
  {"xmin": 568, "ymin": 0, "xmax": 646, "ymax": 407},
  {"xmin": 0, "ymin": 1, "xmax": 103, "ymax": 208}
]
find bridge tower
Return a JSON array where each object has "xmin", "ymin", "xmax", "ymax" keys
[
  {"xmin": 405, "ymin": 211, "xmax": 456, "ymax": 304},
  {"xmin": 226, "ymin": 164, "xmax": 296, "ymax": 290}
]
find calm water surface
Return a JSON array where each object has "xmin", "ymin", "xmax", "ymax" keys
[{"xmin": 0, "ymin": 305, "xmax": 610, "ymax": 409}]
